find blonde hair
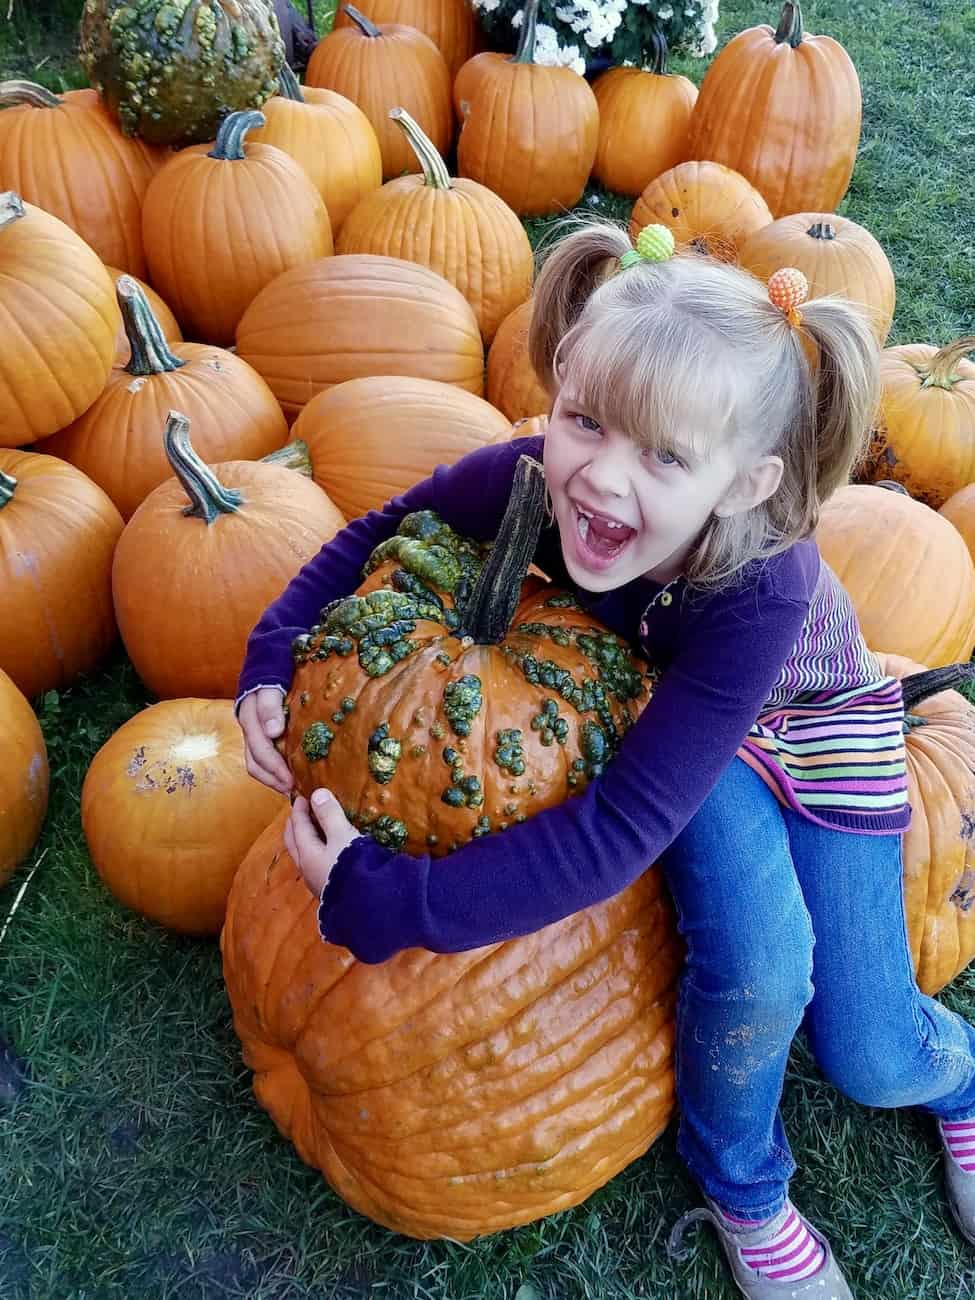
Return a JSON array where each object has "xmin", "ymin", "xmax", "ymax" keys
[{"xmin": 529, "ymin": 218, "xmax": 881, "ymax": 589}]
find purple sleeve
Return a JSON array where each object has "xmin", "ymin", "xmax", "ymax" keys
[
  {"xmin": 235, "ymin": 435, "xmax": 544, "ymax": 702},
  {"xmin": 318, "ymin": 583, "xmax": 810, "ymax": 963}
]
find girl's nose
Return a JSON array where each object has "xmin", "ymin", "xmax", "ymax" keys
[{"xmin": 580, "ymin": 440, "xmax": 635, "ymax": 499}]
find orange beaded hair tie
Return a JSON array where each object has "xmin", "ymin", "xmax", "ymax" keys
[{"xmin": 767, "ymin": 267, "xmax": 809, "ymax": 328}]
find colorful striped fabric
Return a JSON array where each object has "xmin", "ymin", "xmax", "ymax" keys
[{"xmin": 738, "ymin": 561, "xmax": 911, "ymax": 833}]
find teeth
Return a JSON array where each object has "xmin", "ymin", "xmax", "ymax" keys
[
  {"xmin": 575, "ymin": 505, "xmax": 628, "ymax": 530},
  {"xmin": 577, "ymin": 512, "xmax": 590, "ymax": 543}
]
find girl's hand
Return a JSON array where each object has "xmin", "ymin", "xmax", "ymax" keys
[
  {"xmin": 285, "ymin": 788, "xmax": 363, "ymax": 898},
  {"xmin": 238, "ymin": 687, "xmax": 293, "ymax": 795}
]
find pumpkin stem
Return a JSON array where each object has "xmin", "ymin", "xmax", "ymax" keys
[
  {"xmin": 0, "ymin": 470, "xmax": 16, "ymax": 509},
  {"xmin": 0, "ymin": 191, "xmax": 26, "ymax": 231},
  {"xmin": 341, "ymin": 4, "xmax": 382, "ymax": 37},
  {"xmin": 0, "ymin": 79, "xmax": 63, "ymax": 109},
  {"xmin": 208, "ymin": 109, "xmax": 267, "ymax": 161},
  {"xmin": 454, "ymin": 455, "xmax": 546, "ymax": 643},
  {"xmin": 261, "ymin": 439, "xmax": 313, "ymax": 476},
  {"xmin": 901, "ymin": 664, "xmax": 975, "ymax": 715},
  {"xmin": 389, "ymin": 108, "xmax": 451, "ymax": 189},
  {"xmin": 278, "ymin": 63, "xmax": 305, "ymax": 102},
  {"xmin": 647, "ymin": 29, "xmax": 669, "ymax": 75},
  {"xmin": 875, "ymin": 479, "xmax": 910, "ymax": 496},
  {"xmin": 163, "ymin": 410, "xmax": 245, "ymax": 524},
  {"xmin": 512, "ymin": 0, "xmax": 540, "ymax": 64},
  {"xmin": 773, "ymin": 0, "xmax": 804, "ymax": 47},
  {"xmin": 806, "ymin": 220, "xmax": 836, "ymax": 241},
  {"xmin": 917, "ymin": 336, "xmax": 975, "ymax": 391},
  {"xmin": 116, "ymin": 276, "xmax": 186, "ymax": 377}
]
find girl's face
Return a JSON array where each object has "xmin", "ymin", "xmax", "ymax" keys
[{"xmin": 543, "ymin": 381, "xmax": 750, "ymax": 591}]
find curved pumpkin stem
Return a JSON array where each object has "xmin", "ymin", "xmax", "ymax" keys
[
  {"xmin": 278, "ymin": 63, "xmax": 305, "ymax": 102},
  {"xmin": 208, "ymin": 109, "xmax": 267, "ymax": 161},
  {"xmin": 389, "ymin": 108, "xmax": 451, "ymax": 189},
  {"xmin": 261, "ymin": 439, "xmax": 313, "ymax": 476},
  {"xmin": 512, "ymin": 0, "xmax": 540, "ymax": 64},
  {"xmin": 0, "ymin": 191, "xmax": 25, "ymax": 232},
  {"xmin": 806, "ymin": 221, "xmax": 836, "ymax": 241},
  {"xmin": 0, "ymin": 470, "xmax": 16, "ymax": 510},
  {"xmin": 163, "ymin": 411, "xmax": 244, "ymax": 524},
  {"xmin": 116, "ymin": 276, "xmax": 186, "ymax": 377},
  {"xmin": 773, "ymin": 0, "xmax": 804, "ymax": 47},
  {"xmin": 917, "ymin": 336, "xmax": 975, "ymax": 391},
  {"xmin": 902, "ymin": 664, "xmax": 975, "ymax": 718},
  {"xmin": 874, "ymin": 479, "xmax": 910, "ymax": 495},
  {"xmin": 342, "ymin": 5, "xmax": 382, "ymax": 37},
  {"xmin": 0, "ymin": 79, "xmax": 63, "ymax": 108},
  {"xmin": 647, "ymin": 29, "xmax": 670, "ymax": 76},
  {"xmin": 455, "ymin": 455, "xmax": 546, "ymax": 643}
]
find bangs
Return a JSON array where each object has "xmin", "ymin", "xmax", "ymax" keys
[{"xmin": 555, "ymin": 306, "xmax": 744, "ymax": 463}]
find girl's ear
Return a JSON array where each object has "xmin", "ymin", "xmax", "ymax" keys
[{"xmin": 714, "ymin": 455, "xmax": 784, "ymax": 518}]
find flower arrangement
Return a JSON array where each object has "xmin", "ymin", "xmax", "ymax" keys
[{"xmin": 473, "ymin": 0, "xmax": 719, "ymax": 74}]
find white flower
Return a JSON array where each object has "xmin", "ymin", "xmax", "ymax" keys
[{"xmin": 656, "ymin": 3, "xmax": 673, "ymax": 15}]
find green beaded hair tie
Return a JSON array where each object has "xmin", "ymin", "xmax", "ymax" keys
[{"xmin": 618, "ymin": 223, "xmax": 676, "ymax": 270}]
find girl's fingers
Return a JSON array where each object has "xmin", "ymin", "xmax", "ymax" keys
[
  {"xmin": 289, "ymin": 796, "xmax": 325, "ymax": 861},
  {"xmin": 244, "ymin": 750, "xmax": 292, "ymax": 795},
  {"xmin": 283, "ymin": 815, "xmax": 298, "ymax": 864}
]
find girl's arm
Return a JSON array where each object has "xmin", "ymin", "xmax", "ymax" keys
[{"xmin": 317, "ymin": 584, "xmax": 810, "ymax": 963}]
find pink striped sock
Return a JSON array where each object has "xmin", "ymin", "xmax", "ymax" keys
[
  {"xmin": 942, "ymin": 1119, "xmax": 975, "ymax": 1172},
  {"xmin": 717, "ymin": 1202, "xmax": 826, "ymax": 1282}
]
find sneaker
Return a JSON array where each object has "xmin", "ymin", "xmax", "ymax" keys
[
  {"xmin": 939, "ymin": 1119, "xmax": 975, "ymax": 1246},
  {"xmin": 667, "ymin": 1196, "xmax": 854, "ymax": 1299}
]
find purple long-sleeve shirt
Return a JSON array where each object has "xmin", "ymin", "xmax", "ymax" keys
[{"xmin": 238, "ymin": 435, "xmax": 817, "ymax": 963}]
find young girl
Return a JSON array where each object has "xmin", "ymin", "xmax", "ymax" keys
[{"xmin": 237, "ymin": 220, "xmax": 975, "ymax": 1298}]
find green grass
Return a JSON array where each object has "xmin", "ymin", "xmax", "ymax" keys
[{"xmin": 2, "ymin": 1, "xmax": 975, "ymax": 1297}]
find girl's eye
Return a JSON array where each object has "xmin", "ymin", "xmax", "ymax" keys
[
  {"xmin": 575, "ymin": 414, "xmax": 601, "ymax": 433},
  {"xmin": 645, "ymin": 446, "xmax": 684, "ymax": 469}
]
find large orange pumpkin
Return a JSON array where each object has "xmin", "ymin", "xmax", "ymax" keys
[
  {"xmin": 486, "ymin": 298, "xmax": 550, "ymax": 423},
  {"xmin": 44, "ymin": 278, "xmax": 289, "ymax": 521},
  {"xmin": 629, "ymin": 161, "xmax": 773, "ymax": 263},
  {"xmin": 289, "ymin": 375, "xmax": 513, "ymax": 517},
  {"xmin": 112, "ymin": 411, "xmax": 346, "ymax": 700},
  {"xmin": 332, "ymin": 0, "xmax": 476, "ymax": 77},
  {"xmin": 815, "ymin": 483, "xmax": 975, "ymax": 667},
  {"xmin": 235, "ymin": 254, "xmax": 485, "ymax": 421},
  {"xmin": 941, "ymin": 485, "xmax": 975, "ymax": 565},
  {"xmin": 0, "ymin": 449, "xmax": 123, "ymax": 700},
  {"xmin": 0, "ymin": 193, "xmax": 117, "ymax": 448},
  {"xmin": 82, "ymin": 698, "xmax": 285, "ymax": 935},
  {"xmin": 336, "ymin": 108, "xmax": 532, "ymax": 343},
  {"xmin": 0, "ymin": 669, "xmax": 49, "ymax": 890},
  {"xmin": 683, "ymin": 0, "xmax": 861, "ymax": 218},
  {"xmin": 142, "ymin": 109, "xmax": 332, "ymax": 346}
]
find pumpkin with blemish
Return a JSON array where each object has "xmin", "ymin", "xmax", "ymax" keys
[
  {"xmin": 222, "ymin": 456, "xmax": 682, "ymax": 1238},
  {"xmin": 0, "ymin": 669, "xmax": 49, "ymax": 889},
  {"xmin": 629, "ymin": 161, "xmax": 772, "ymax": 263},
  {"xmin": 82, "ymin": 698, "xmax": 285, "ymax": 934}
]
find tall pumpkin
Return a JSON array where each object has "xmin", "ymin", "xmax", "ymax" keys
[
  {"xmin": 487, "ymin": 299, "xmax": 550, "ymax": 424},
  {"xmin": 0, "ymin": 670, "xmax": 49, "ymax": 890},
  {"xmin": 683, "ymin": 0, "xmax": 861, "ymax": 218},
  {"xmin": 336, "ymin": 108, "xmax": 532, "ymax": 343},
  {"xmin": 629, "ymin": 161, "xmax": 772, "ymax": 263},
  {"xmin": 142, "ymin": 110, "xmax": 332, "ymax": 346},
  {"xmin": 332, "ymin": 0, "xmax": 475, "ymax": 77},
  {"xmin": 112, "ymin": 412, "xmax": 346, "ymax": 699},
  {"xmin": 0, "ymin": 193, "xmax": 117, "ymax": 448}
]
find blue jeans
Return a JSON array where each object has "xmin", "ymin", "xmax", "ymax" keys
[{"xmin": 658, "ymin": 757, "xmax": 975, "ymax": 1220}]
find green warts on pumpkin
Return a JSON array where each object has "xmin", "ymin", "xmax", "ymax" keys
[
  {"xmin": 302, "ymin": 721, "xmax": 335, "ymax": 761},
  {"xmin": 443, "ymin": 675, "xmax": 482, "ymax": 736},
  {"xmin": 368, "ymin": 724, "xmax": 402, "ymax": 783}
]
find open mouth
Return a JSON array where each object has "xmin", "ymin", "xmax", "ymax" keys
[{"xmin": 573, "ymin": 505, "xmax": 638, "ymax": 568}]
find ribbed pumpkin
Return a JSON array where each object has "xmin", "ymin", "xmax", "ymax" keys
[
  {"xmin": 333, "ymin": 0, "xmax": 475, "ymax": 77},
  {"xmin": 235, "ymin": 254, "xmax": 485, "ymax": 421},
  {"xmin": 248, "ymin": 65, "xmax": 383, "ymax": 235},
  {"xmin": 305, "ymin": 5, "xmax": 452, "ymax": 180},
  {"xmin": 454, "ymin": 0, "xmax": 598, "ymax": 217},
  {"xmin": 112, "ymin": 411, "xmax": 345, "ymax": 699},
  {"xmin": 737, "ymin": 213, "xmax": 895, "ymax": 345},
  {"xmin": 105, "ymin": 267, "xmax": 182, "ymax": 368},
  {"xmin": 591, "ymin": 37, "xmax": 698, "ymax": 198},
  {"xmin": 221, "ymin": 460, "xmax": 681, "ymax": 1239},
  {"xmin": 0, "ymin": 80, "xmax": 165, "ymax": 277},
  {"xmin": 815, "ymin": 483, "xmax": 975, "ymax": 667},
  {"xmin": 941, "ymin": 486, "xmax": 975, "ymax": 565},
  {"xmin": 487, "ymin": 298, "xmax": 549, "ymax": 423},
  {"xmin": 0, "ymin": 669, "xmax": 49, "ymax": 890},
  {"xmin": 859, "ymin": 338, "xmax": 975, "ymax": 508},
  {"xmin": 0, "ymin": 450, "xmax": 123, "ymax": 700},
  {"xmin": 629, "ymin": 161, "xmax": 772, "ymax": 263},
  {"xmin": 82, "ymin": 698, "xmax": 285, "ymax": 935},
  {"xmin": 683, "ymin": 0, "xmax": 861, "ymax": 218},
  {"xmin": 142, "ymin": 110, "xmax": 332, "ymax": 346},
  {"xmin": 289, "ymin": 375, "xmax": 512, "ymax": 517},
  {"xmin": 43, "ymin": 278, "xmax": 288, "ymax": 521},
  {"xmin": 336, "ymin": 108, "xmax": 532, "ymax": 343},
  {"xmin": 0, "ymin": 193, "xmax": 117, "ymax": 448}
]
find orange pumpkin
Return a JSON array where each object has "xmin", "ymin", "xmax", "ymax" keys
[
  {"xmin": 0, "ymin": 449, "xmax": 123, "ymax": 699},
  {"xmin": 455, "ymin": 0, "xmax": 598, "ymax": 217},
  {"xmin": 941, "ymin": 485, "xmax": 975, "ymax": 565},
  {"xmin": 737, "ymin": 213, "xmax": 895, "ymax": 345},
  {"xmin": 112, "ymin": 411, "xmax": 346, "ymax": 700},
  {"xmin": 82, "ymin": 698, "xmax": 285, "ymax": 935},
  {"xmin": 336, "ymin": 108, "xmax": 532, "ymax": 343},
  {"xmin": 815, "ymin": 483, "xmax": 975, "ymax": 667},
  {"xmin": 289, "ymin": 375, "xmax": 513, "ymax": 517},
  {"xmin": 235, "ymin": 253, "xmax": 485, "ymax": 421},
  {"xmin": 142, "ymin": 109, "xmax": 332, "ymax": 345},
  {"xmin": 683, "ymin": 0, "xmax": 861, "ymax": 218},
  {"xmin": 305, "ymin": 5, "xmax": 453, "ymax": 180},
  {"xmin": 248, "ymin": 65, "xmax": 382, "ymax": 236},
  {"xmin": 0, "ymin": 669, "xmax": 49, "ymax": 890},
  {"xmin": 0, "ymin": 80, "xmax": 165, "ymax": 277},
  {"xmin": 860, "ymin": 337, "xmax": 975, "ymax": 508},
  {"xmin": 332, "ymin": 0, "xmax": 475, "ymax": 77},
  {"xmin": 105, "ymin": 267, "xmax": 182, "ymax": 368},
  {"xmin": 0, "ymin": 193, "xmax": 117, "ymax": 448},
  {"xmin": 44, "ymin": 278, "xmax": 288, "ymax": 521},
  {"xmin": 486, "ymin": 298, "xmax": 550, "ymax": 423},
  {"xmin": 629, "ymin": 161, "xmax": 773, "ymax": 263},
  {"xmin": 591, "ymin": 37, "xmax": 698, "ymax": 198}
]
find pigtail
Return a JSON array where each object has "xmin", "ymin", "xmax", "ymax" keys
[{"xmin": 528, "ymin": 218, "xmax": 634, "ymax": 393}]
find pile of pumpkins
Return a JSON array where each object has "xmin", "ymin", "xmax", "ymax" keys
[{"xmin": 2, "ymin": 0, "xmax": 975, "ymax": 1243}]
